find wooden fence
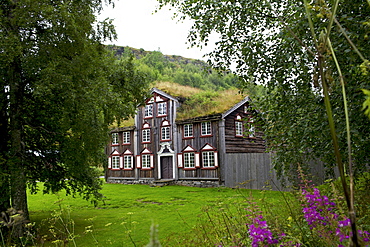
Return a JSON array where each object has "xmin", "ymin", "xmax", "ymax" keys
[{"xmin": 224, "ymin": 153, "xmax": 327, "ymax": 191}]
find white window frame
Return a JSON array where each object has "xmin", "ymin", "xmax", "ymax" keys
[
  {"xmin": 184, "ymin": 152, "xmax": 195, "ymax": 168},
  {"xmin": 123, "ymin": 155, "xmax": 133, "ymax": 169},
  {"xmin": 235, "ymin": 121, "xmax": 243, "ymax": 137},
  {"xmin": 112, "ymin": 133, "xmax": 119, "ymax": 145},
  {"xmin": 184, "ymin": 124, "xmax": 193, "ymax": 138},
  {"xmin": 248, "ymin": 117, "xmax": 255, "ymax": 138},
  {"xmin": 111, "ymin": 156, "xmax": 120, "ymax": 169},
  {"xmin": 145, "ymin": 104, "xmax": 153, "ymax": 118},
  {"xmin": 202, "ymin": 151, "xmax": 215, "ymax": 168},
  {"xmin": 201, "ymin": 122, "xmax": 211, "ymax": 136},
  {"xmin": 123, "ymin": 131, "xmax": 130, "ymax": 144},
  {"xmin": 142, "ymin": 129, "xmax": 151, "ymax": 143},
  {"xmin": 157, "ymin": 102, "xmax": 167, "ymax": 116},
  {"xmin": 161, "ymin": 126, "xmax": 170, "ymax": 141},
  {"xmin": 142, "ymin": 154, "xmax": 151, "ymax": 169}
]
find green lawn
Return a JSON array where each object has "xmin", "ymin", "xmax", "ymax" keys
[{"xmin": 28, "ymin": 183, "xmax": 286, "ymax": 246}]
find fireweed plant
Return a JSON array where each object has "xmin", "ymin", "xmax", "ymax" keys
[{"xmin": 299, "ymin": 173, "xmax": 370, "ymax": 246}]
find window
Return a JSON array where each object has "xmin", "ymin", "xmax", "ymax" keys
[
  {"xmin": 235, "ymin": 121, "xmax": 243, "ymax": 136},
  {"xmin": 142, "ymin": 123, "xmax": 151, "ymax": 143},
  {"xmin": 142, "ymin": 154, "xmax": 151, "ymax": 168},
  {"xmin": 201, "ymin": 122, "xmax": 211, "ymax": 136},
  {"xmin": 123, "ymin": 155, "xmax": 133, "ymax": 169},
  {"xmin": 145, "ymin": 104, "xmax": 153, "ymax": 118},
  {"xmin": 142, "ymin": 129, "xmax": 150, "ymax": 143},
  {"xmin": 111, "ymin": 156, "xmax": 120, "ymax": 169},
  {"xmin": 157, "ymin": 102, "xmax": 167, "ymax": 116},
  {"xmin": 123, "ymin": 131, "xmax": 130, "ymax": 144},
  {"xmin": 111, "ymin": 133, "xmax": 119, "ymax": 145},
  {"xmin": 184, "ymin": 152, "xmax": 195, "ymax": 168},
  {"xmin": 161, "ymin": 126, "xmax": 170, "ymax": 141},
  {"xmin": 161, "ymin": 120, "xmax": 171, "ymax": 141},
  {"xmin": 202, "ymin": 151, "xmax": 215, "ymax": 168},
  {"xmin": 248, "ymin": 117, "xmax": 255, "ymax": 138},
  {"xmin": 235, "ymin": 115, "xmax": 243, "ymax": 137},
  {"xmin": 184, "ymin": 124, "xmax": 193, "ymax": 138}
]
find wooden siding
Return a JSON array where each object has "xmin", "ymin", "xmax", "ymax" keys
[
  {"xmin": 224, "ymin": 153, "xmax": 286, "ymax": 190},
  {"xmin": 178, "ymin": 168, "xmax": 218, "ymax": 179},
  {"xmin": 224, "ymin": 105, "xmax": 266, "ymax": 153},
  {"xmin": 224, "ymin": 153, "xmax": 328, "ymax": 190},
  {"xmin": 139, "ymin": 169, "xmax": 154, "ymax": 178},
  {"xmin": 107, "ymin": 169, "xmax": 135, "ymax": 178}
]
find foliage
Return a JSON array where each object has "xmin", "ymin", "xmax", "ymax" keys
[
  {"xmin": 109, "ymin": 46, "xmax": 241, "ymax": 91},
  {"xmin": 155, "ymin": 0, "xmax": 370, "ymax": 176},
  {"xmin": 0, "ymin": 0, "xmax": 150, "ymax": 239}
]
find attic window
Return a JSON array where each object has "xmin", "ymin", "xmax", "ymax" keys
[
  {"xmin": 157, "ymin": 102, "xmax": 167, "ymax": 116},
  {"xmin": 145, "ymin": 104, "xmax": 153, "ymax": 118},
  {"xmin": 123, "ymin": 131, "xmax": 130, "ymax": 144},
  {"xmin": 235, "ymin": 114, "xmax": 243, "ymax": 137}
]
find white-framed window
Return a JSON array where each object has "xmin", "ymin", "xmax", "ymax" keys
[
  {"xmin": 160, "ymin": 120, "xmax": 171, "ymax": 141},
  {"xmin": 142, "ymin": 154, "xmax": 151, "ymax": 168},
  {"xmin": 201, "ymin": 122, "xmax": 211, "ymax": 136},
  {"xmin": 235, "ymin": 115, "xmax": 243, "ymax": 137},
  {"xmin": 123, "ymin": 131, "xmax": 130, "ymax": 144},
  {"xmin": 123, "ymin": 155, "xmax": 133, "ymax": 169},
  {"xmin": 183, "ymin": 124, "xmax": 193, "ymax": 138},
  {"xmin": 161, "ymin": 126, "xmax": 170, "ymax": 141},
  {"xmin": 157, "ymin": 102, "xmax": 167, "ymax": 116},
  {"xmin": 112, "ymin": 133, "xmax": 119, "ymax": 145},
  {"xmin": 111, "ymin": 156, "xmax": 120, "ymax": 169},
  {"xmin": 248, "ymin": 117, "xmax": 255, "ymax": 138},
  {"xmin": 202, "ymin": 151, "xmax": 215, "ymax": 168},
  {"xmin": 142, "ymin": 129, "xmax": 150, "ymax": 143},
  {"xmin": 235, "ymin": 121, "xmax": 243, "ymax": 136},
  {"xmin": 184, "ymin": 152, "xmax": 195, "ymax": 168},
  {"xmin": 145, "ymin": 104, "xmax": 153, "ymax": 118}
]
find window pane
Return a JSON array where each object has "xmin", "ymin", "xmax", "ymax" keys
[
  {"xmin": 161, "ymin": 126, "xmax": 170, "ymax": 140},
  {"xmin": 112, "ymin": 133, "xmax": 119, "ymax": 145},
  {"xmin": 123, "ymin": 132, "xmax": 130, "ymax": 144},
  {"xmin": 184, "ymin": 153, "xmax": 195, "ymax": 168},
  {"xmin": 145, "ymin": 104, "xmax": 153, "ymax": 117},
  {"xmin": 235, "ymin": 121, "xmax": 243, "ymax": 136},
  {"xmin": 124, "ymin": 156, "xmax": 132, "ymax": 169},
  {"xmin": 201, "ymin": 122, "xmax": 211, "ymax": 136},
  {"xmin": 142, "ymin": 155, "xmax": 151, "ymax": 168},
  {"xmin": 158, "ymin": 102, "xmax": 167, "ymax": 116},
  {"xmin": 203, "ymin": 152, "xmax": 215, "ymax": 167},
  {"xmin": 112, "ymin": 156, "xmax": 120, "ymax": 169},
  {"xmin": 184, "ymin": 124, "xmax": 193, "ymax": 137},
  {"xmin": 143, "ymin": 129, "xmax": 150, "ymax": 142}
]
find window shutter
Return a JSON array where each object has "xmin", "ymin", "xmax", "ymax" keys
[
  {"xmin": 108, "ymin": 157, "xmax": 112, "ymax": 169},
  {"xmin": 214, "ymin": 151, "xmax": 219, "ymax": 167},
  {"xmin": 177, "ymin": 153, "xmax": 183, "ymax": 168},
  {"xmin": 120, "ymin": 157, "xmax": 123, "ymax": 169},
  {"xmin": 150, "ymin": 154, "xmax": 154, "ymax": 168},
  {"xmin": 195, "ymin": 152, "xmax": 200, "ymax": 168},
  {"xmin": 136, "ymin": 155, "xmax": 141, "ymax": 168},
  {"xmin": 131, "ymin": 156, "xmax": 134, "ymax": 169}
]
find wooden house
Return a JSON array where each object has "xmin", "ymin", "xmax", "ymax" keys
[{"xmin": 105, "ymin": 87, "xmax": 283, "ymax": 188}]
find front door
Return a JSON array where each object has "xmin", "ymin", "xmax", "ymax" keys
[{"xmin": 160, "ymin": 156, "xmax": 173, "ymax": 179}]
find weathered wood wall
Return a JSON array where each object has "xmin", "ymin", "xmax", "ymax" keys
[{"xmin": 224, "ymin": 153, "xmax": 328, "ymax": 190}]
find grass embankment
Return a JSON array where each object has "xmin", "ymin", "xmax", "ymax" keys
[{"xmin": 28, "ymin": 183, "xmax": 287, "ymax": 246}]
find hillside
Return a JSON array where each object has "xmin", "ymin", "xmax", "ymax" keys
[{"xmin": 107, "ymin": 45, "xmax": 240, "ymax": 91}]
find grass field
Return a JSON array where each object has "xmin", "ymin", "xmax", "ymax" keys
[{"xmin": 27, "ymin": 182, "xmax": 287, "ymax": 246}]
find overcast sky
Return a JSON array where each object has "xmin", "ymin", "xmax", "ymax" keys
[{"xmin": 98, "ymin": 0, "xmax": 216, "ymax": 60}]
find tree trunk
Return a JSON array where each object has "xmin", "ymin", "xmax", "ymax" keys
[{"xmin": 8, "ymin": 56, "xmax": 29, "ymax": 238}]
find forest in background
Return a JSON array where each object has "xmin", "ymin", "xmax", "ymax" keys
[{"xmin": 107, "ymin": 45, "xmax": 240, "ymax": 91}]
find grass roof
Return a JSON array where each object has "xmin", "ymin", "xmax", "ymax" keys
[{"xmin": 112, "ymin": 81, "xmax": 246, "ymax": 127}]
